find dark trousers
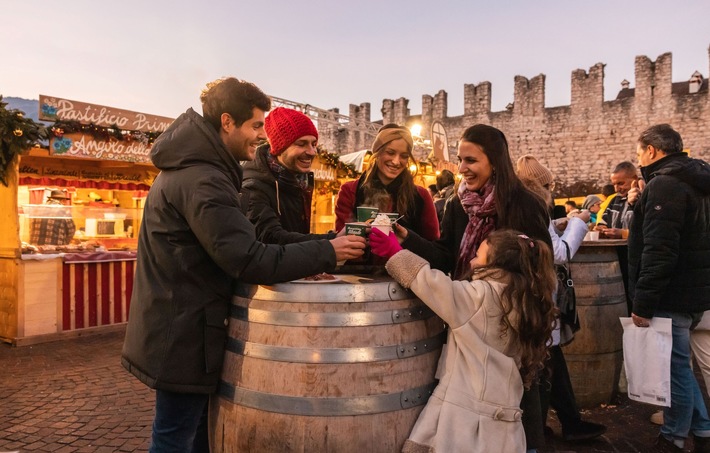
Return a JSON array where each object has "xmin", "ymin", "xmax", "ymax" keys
[
  {"xmin": 616, "ymin": 245, "xmax": 631, "ymax": 316},
  {"xmin": 150, "ymin": 390, "xmax": 210, "ymax": 453},
  {"xmin": 540, "ymin": 345, "xmax": 581, "ymax": 428},
  {"xmin": 522, "ymin": 379, "xmax": 545, "ymax": 449}
]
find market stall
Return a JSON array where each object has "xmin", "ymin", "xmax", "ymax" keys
[
  {"xmin": 310, "ymin": 148, "xmax": 363, "ymax": 234},
  {"xmin": 0, "ymin": 95, "xmax": 169, "ymax": 345}
]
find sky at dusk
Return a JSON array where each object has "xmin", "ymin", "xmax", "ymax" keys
[{"xmin": 3, "ymin": 0, "xmax": 709, "ymax": 122}]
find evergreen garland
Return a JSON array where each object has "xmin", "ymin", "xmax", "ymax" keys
[
  {"xmin": 49, "ymin": 120, "xmax": 162, "ymax": 144},
  {"xmin": 0, "ymin": 96, "xmax": 48, "ymax": 186},
  {"xmin": 316, "ymin": 144, "xmax": 360, "ymax": 179}
]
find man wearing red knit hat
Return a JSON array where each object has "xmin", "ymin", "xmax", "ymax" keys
[{"xmin": 242, "ymin": 107, "xmax": 339, "ymax": 244}]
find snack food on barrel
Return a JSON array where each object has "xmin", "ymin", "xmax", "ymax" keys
[{"xmin": 303, "ymin": 272, "xmax": 337, "ymax": 281}]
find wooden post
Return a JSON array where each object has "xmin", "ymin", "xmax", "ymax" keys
[{"xmin": 0, "ymin": 153, "xmax": 21, "ymax": 342}]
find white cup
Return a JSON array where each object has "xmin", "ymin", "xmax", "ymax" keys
[{"xmin": 589, "ymin": 231, "xmax": 600, "ymax": 241}]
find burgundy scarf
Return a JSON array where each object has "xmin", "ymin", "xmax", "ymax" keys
[{"xmin": 455, "ymin": 181, "xmax": 497, "ymax": 279}]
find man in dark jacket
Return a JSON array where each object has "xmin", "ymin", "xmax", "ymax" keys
[
  {"xmin": 121, "ymin": 78, "xmax": 366, "ymax": 452},
  {"xmin": 242, "ymin": 107, "xmax": 337, "ymax": 244},
  {"xmin": 598, "ymin": 161, "xmax": 639, "ymax": 235},
  {"xmin": 628, "ymin": 123, "xmax": 710, "ymax": 452}
]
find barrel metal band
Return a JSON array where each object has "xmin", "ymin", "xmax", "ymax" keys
[
  {"xmin": 218, "ymin": 381, "xmax": 436, "ymax": 416},
  {"xmin": 226, "ymin": 332, "xmax": 445, "ymax": 363},
  {"xmin": 230, "ymin": 304, "xmax": 435, "ymax": 327}
]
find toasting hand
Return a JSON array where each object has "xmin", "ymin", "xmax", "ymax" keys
[
  {"xmin": 330, "ymin": 235, "xmax": 367, "ymax": 261},
  {"xmin": 369, "ymin": 229, "xmax": 403, "ymax": 259}
]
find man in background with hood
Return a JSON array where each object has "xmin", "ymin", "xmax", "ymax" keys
[
  {"xmin": 242, "ymin": 107, "xmax": 337, "ymax": 244},
  {"xmin": 628, "ymin": 123, "xmax": 710, "ymax": 452},
  {"xmin": 121, "ymin": 78, "xmax": 366, "ymax": 452}
]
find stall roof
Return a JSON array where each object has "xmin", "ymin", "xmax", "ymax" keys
[{"xmin": 338, "ymin": 150, "xmax": 371, "ymax": 173}]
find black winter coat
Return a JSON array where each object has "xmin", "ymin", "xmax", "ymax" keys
[
  {"xmin": 628, "ymin": 152, "xmax": 710, "ymax": 318},
  {"xmin": 121, "ymin": 109, "xmax": 336, "ymax": 394},
  {"xmin": 242, "ymin": 145, "xmax": 335, "ymax": 244}
]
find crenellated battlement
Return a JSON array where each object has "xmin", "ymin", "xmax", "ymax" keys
[{"xmin": 319, "ymin": 46, "xmax": 710, "ymax": 194}]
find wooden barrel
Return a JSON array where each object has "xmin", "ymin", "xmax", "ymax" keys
[
  {"xmin": 561, "ymin": 240, "xmax": 628, "ymax": 408},
  {"xmin": 209, "ymin": 274, "xmax": 445, "ymax": 453}
]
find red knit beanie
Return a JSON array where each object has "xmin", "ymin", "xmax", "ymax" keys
[{"xmin": 265, "ymin": 107, "xmax": 318, "ymax": 155}]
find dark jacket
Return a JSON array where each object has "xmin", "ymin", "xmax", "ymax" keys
[
  {"xmin": 434, "ymin": 184, "xmax": 455, "ymax": 223},
  {"xmin": 242, "ymin": 145, "xmax": 335, "ymax": 244},
  {"xmin": 628, "ymin": 152, "xmax": 710, "ymax": 318},
  {"xmin": 600, "ymin": 193, "xmax": 632, "ymax": 228},
  {"xmin": 121, "ymin": 108, "xmax": 336, "ymax": 394}
]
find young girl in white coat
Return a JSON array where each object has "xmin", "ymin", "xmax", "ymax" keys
[{"xmin": 370, "ymin": 228, "xmax": 557, "ymax": 453}]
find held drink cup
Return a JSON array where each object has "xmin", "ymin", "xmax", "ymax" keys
[
  {"xmin": 344, "ymin": 222, "xmax": 368, "ymax": 238},
  {"xmin": 357, "ymin": 206, "xmax": 379, "ymax": 222}
]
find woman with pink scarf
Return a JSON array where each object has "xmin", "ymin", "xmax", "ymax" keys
[{"xmin": 375, "ymin": 124, "xmax": 552, "ymax": 451}]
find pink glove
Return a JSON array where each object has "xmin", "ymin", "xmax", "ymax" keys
[{"xmin": 369, "ymin": 228, "xmax": 402, "ymax": 259}]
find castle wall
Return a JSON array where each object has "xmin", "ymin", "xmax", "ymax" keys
[{"xmin": 324, "ymin": 47, "xmax": 710, "ymax": 195}]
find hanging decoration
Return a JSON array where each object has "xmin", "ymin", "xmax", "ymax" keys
[
  {"xmin": 316, "ymin": 145, "xmax": 360, "ymax": 179},
  {"xmin": 49, "ymin": 120, "xmax": 162, "ymax": 145},
  {"xmin": 0, "ymin": 96, "xmax": 48, "ymax": 187}
]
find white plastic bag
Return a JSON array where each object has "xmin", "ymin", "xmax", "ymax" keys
[{"xmin": 620, "ymin": 317, "xmax": 672, "ymax": 407}]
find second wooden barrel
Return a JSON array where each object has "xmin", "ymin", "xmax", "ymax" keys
[
  {"xmin": 209, "ymin": 274, "xmax": 445, "ymax": 453},
  {"xmin": 562, "ymin": 241, "xmax": 628, "ymax": 408}
]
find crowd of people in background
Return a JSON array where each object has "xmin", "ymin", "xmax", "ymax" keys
[{"xmin": 120, "ymin": 75, "xmax": 710, "ymax": 453}]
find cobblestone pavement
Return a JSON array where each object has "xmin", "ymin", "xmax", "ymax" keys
[{"xmin": 0, "ymin": 328, "xmax": 704, "ymax": 452}]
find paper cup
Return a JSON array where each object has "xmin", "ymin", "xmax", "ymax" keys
[
  {"xmin": 345, "ymin": 222, "xmax": 368, "ymax": 238},
  {"xmin": 372, "ymin": 224, "xmax": 392, "ymax": 236},
  {"xmin": 382, "ymin": 213, "xmax": 399, "ymax": 222},
  {"xmin": 589, "ymin": 231, "xmax": 600, "ymax": 241},
  {"xmin": 357, "ymin": 206, "xmax": 379, "ymax": 222}
]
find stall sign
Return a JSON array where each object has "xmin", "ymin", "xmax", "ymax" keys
[
  {"xmin": 19, "ymin": 159, "xmax": 155, "ymax": 185},
  {"xmin": 50, "ymin": 133, "xmax": 151, "ymax": 163},
  {"xmin": 311, "ymin": 160, "xmax": 336, "ymax": 181},
  {"xmin": 39, "ymin": 95, "xmax": 174, "ymax": 133}
]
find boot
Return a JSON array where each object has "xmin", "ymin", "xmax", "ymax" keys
[
  {"xmin": 694, "ymin": 435, "xmax": 710, "ymax": 453},
  {"xmin": 654, "ymin": 434, "xmax": 686, "ymax": 452},
  {"xmin": 562, "ymin": 420, "xmax": 607, "ymax": 441}
]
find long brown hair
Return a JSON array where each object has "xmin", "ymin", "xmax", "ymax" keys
[
  {"xmin": 362, "ymin": 124, "xmax": 417, "ymax": 216},
  {"xmin": 472, "ymin": 229, "xmax": 557, "ymax": 388},
  {"xmin": 459, "ymin": 125, "xmax": 549, "ymax": 232}
]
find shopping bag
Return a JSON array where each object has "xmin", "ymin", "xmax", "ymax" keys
[{"xmin": 620, "ymin": 317, "xmax": 672, "ymax": 407}]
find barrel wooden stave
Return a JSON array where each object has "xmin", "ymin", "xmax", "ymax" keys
[
  {"xmin": 562, "ymin": 245, "xmax": 627, "ymax": 408},
  {"xmin": 211, "ymin": 276, "xmax": 444, "ymax": 452},
  {"xmin": 211, "ymin": 402, "xmax": 421, "ymax": 452}
]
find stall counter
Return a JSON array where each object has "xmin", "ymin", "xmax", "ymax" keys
[{"xmin": 4, "ymin": 251, "xmax": 136, "ymax": 345}]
